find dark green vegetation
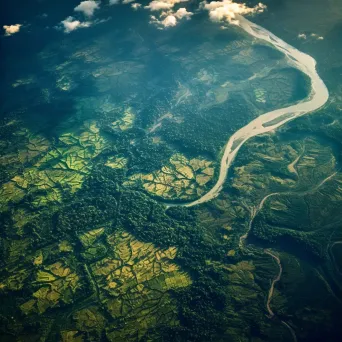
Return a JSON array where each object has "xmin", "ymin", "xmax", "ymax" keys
[
  {"xmin": 0, "ymin": 122, "xmax": 230, "ymax": 340},
  {"xmin": 1, "ymin": 1, "xmax": 342, "ymax": 341}
]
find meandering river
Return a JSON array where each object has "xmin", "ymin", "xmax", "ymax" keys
[
  {"xmin": 185, "ymin": 15, "xmax": 329, "ymax": 207},
  {"xmin": 177, "ymin": 15, "xmax": 330, "ymax": 342}
]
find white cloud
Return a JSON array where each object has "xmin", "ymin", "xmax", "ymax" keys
[
  {"xmin": 298, "ymin": 33, "xmax": 324, "ymax": 41},
  {"xmin": 74, "ymin": 1, "xmax": 100, "ymax": 17},
  {"xmin": 145, "ymin": 0, "xmax": 193, "ymax": 28},
  {"xmin": 202, "ymin": 0, "xmax": 266, "ymax": 25},
  {"xmin": 109, "ymin": 0, "xmax": 120, "ymax": 4},
  {"xmin": 146, "ymin": 1, "xmax": 174, "ymax": 11},
  {"xmin": 57, "ymin": 0, "xmax": 111, "ymax": 33},
  {"xmin": 123, "ymin": 0, "xmax": 135, "ymax": 3},
  {"xmin": 60, "ymin": 16, "xmax": 92, "ymax": 33},
  {"xmin": 143, "ymin": 0, "xmax": 266, "ymax": 29},
  {"xmin": 149, "ymin": 7, "xmax": 193, "ymax": 28},
  {"xmin": 162, "ymin": 15, "xmax": 177, "ymax": 26},
  {"xmin": 131, "ymin": 3, "xmax": 142, "ymax": 10},
  {"xmin": 149, "ymin": 14, "xmax": 173, "ymax": 28},
  {"xmin": 3, "ymin": 24, "xmax": 22, "ymax": 36},
  {"xmin": 311, "ymin": 33, "xmax": 324, "ymax": 40},
  {"xmin": 145, "ymin": 0, "xmax": 189, "ymax": 11},
  {"xmin": 174, "ymin": 7, "xmax": 193, "ymax": 19}
]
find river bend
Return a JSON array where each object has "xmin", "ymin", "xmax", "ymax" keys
[{"xmin": 185, "ymin": 16, "xmax": 329, "ymax": 207}]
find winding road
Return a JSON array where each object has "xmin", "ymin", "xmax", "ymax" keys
[
  {"xmin": 237, "ymin": 170, "xmax": 337, "ymax": 342},
  {"xmin": 264, "ymin": 249, "xmax": 282, "ymax": 318},
  {"xmin": 265, "ymin": 249, "xmax": 298, "ymax": 342},
  {"xmin": 238, "ymin": 170, "xmax": 336, "ymax": 252},
  {"xmin": 185, "ymin": 15, "xmax": 329, "ymax": 207},
  {"xmin": 330, "ymin": 241, "xmax": 342, "ymax": 276}
]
